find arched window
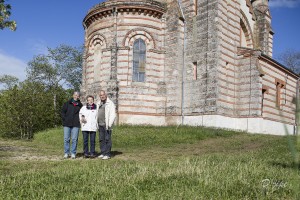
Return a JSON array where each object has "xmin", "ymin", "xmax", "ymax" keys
[{"xmin": 133, "ymin": 39, "xmax": 146, "ymax": 82}]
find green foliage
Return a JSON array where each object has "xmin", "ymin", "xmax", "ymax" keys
[
  {"xmin": 0, "ymin": 74, "xmax": 19, "ymax": 90},
  {"xmin": 0, "ymin": 0, "xmax": 16, "ymax": 31},
  {"xmin": 27, "ymin": 44, "xmax": 83, "ymax": 91},
  {"xmin": 0, "ymin": 82, "xmax": 69, "ymax": 139},
  {"xmin": 0, "ymin": 126, "xmax": 298, "ymax": 199}
]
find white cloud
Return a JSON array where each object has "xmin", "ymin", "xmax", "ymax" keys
[
  {"xmin": 26, "ymin": 39, "xmax": 48, "ymax": 55},
  {"xmin": 269, "ymin": 0, "xmax": 300, "ymax": 8},
  {"xmin": 0, "ymin": 50, "xmax": 27, "ymax": 82}
]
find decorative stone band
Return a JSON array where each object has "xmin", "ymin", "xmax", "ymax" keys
[
  {"xmin": 85, "ymin": 47, "xmax": 165, "ymax": 54},
  {"xmin": 83, "ymin": 0, "xmax": 166, "ymax": 29},
  {"xmin": 148, "ymin": 49, "xmax": 166, "ymax": 54},
  {"xmin": 121, "ymin": 47, "xmax": 166, "ymax": 54}
]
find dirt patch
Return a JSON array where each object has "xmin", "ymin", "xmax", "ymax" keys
[
  {"xmin": 8, "ymin": 154, "xmax": 63, "ymax": 161},
  {"xmin": 0, "ymin": 145, "xmax": 32, "ymax": 152},
  {"xmin": 0, "ymin": 141, "xmax": 61, "ymax": 161}
]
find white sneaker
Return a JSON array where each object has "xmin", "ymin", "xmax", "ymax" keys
[
  {"xmin": 64, "ymin": 154, "xmax": 69, "ymax": 159},
  {"xmin": 71, "ymin": 154, "xmax": 76, "ymax": 159},
  {"xmin": 102, "ymin": 156, "xmax": 110, "ymax": 160},
  {"xmin": 98, "ymin": 154, "xmax": 104, "ymax": 158}
]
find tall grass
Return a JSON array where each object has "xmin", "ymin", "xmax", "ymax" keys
[{"xmin": 0, "ymin": 126, "xmax": 298, "ymax": 199}]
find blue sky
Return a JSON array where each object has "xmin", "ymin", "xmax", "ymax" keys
[{"xmin": 0, "ymin": 0, "xmax": 300, "ymax": 81}]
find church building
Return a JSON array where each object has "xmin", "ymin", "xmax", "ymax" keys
[{"xmin": 81, "ymin": 0, "xmax": 299, "ymax": 135}]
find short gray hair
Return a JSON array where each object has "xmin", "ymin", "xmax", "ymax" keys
[
  {"xmin": 73, "ymin": 91, "xmax": 80, "ymax": 96},
  {"xmin": 99, "ymin": 90, "xmax": 106, "ymax": 95}
]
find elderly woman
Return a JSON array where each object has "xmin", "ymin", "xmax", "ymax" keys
[
  {"xmin": 61, "ymin": 91, "xmax": 83, "ymax": 159},
  {"xmin": 79, "ymin": 95, "xmax": 98, "ymax": 158}
]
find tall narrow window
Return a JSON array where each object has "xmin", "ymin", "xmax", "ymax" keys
[
  {"xmin": 262, "ymin": 88, "xmax": 267, "ymax": 115},
  {"xmin": 133, "ymin": 39, "xmax": 146, "ymax": 82},
  {"xmin": 193, "ymin": 62, "xmax": 197, "ymax": 80},
  {"xmin": 276, "ymin": 83, "xmax": 281, "ymax": 108}
]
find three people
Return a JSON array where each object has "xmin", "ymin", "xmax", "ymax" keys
[
  {"xmin": 61, "ymin": 90, "xmax": 116, "ymax": 160},
  {"xmin": 61, "ymin": 91, "xmax": 83, "ymax": 159}
]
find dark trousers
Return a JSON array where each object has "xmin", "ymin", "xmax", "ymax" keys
[
  {"xmin": 82, "ymin": 131, "xmax": 96, "ymax": 155},
  {"xmin": 99, "ymin": 126, "xmax": 112, "ymax": 157}
]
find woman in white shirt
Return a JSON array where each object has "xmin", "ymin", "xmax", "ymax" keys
[{"xmin": 79, "ymin": 95, "xmax": 98, "ymax": 158}]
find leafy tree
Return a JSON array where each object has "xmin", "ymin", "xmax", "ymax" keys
[
  {"xmin": 278, "ymin": 49, "xmax": 300, "ymax": 74},
  {"xmin": 0, "ymin": 74, "xmax": 19, "ymax": 90},
  {"xmin": 27, "ymin": 44, "xmax": 83, "ymax": 90},
  {"xmin": 0, "ymin": 0, "xmax": 16, "ymax": 31},
  {"xmin": 26, "ymin": 44, "xmax": 83, "ymax": 119}
]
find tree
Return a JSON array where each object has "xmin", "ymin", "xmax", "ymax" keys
[
  {"xmin": 26, "ymin": 44, "xmax": 83, "ymax": 123},
  {"xmin": 0, "ymin": 0, "xmax": 16, "ymax": 31},
  {"xmin": 27, "ymin": 45, "xmax": 83, "ymax": 91},
  {"xmin": 278, "ymin": 49, "xmax": 300, "ymax": 74},
  {"xmin": 0, "ymin": 74, "xmax": 19, "ymax": 90}
]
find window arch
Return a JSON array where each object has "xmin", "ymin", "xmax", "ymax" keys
[
  {"xmin": 239, "ymin": 11, "xmax": 254, "ymax": 48},
  {"xmin": 133, "ymin": 39, "xmax": 146, "ymax": 82},
  {"xmin": 240, "ymin": 20, "xmax": 248, "ymax": 47}
]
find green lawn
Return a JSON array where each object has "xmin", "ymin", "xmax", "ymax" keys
[{"xmin": 0, "ymin": 126, "xmax": 299, "ymax": 199}]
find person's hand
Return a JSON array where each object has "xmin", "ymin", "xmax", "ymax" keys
[{"xmin": 81, "ymin": 118, "xmax": 87, "ymax": 124}]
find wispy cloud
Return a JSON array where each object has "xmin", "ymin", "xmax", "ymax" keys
[
  {"xmin": 269, "ymin": 0, "xmax": 300, "ymax": 8},
  {"xmin": 0, "ymin": 50, "xmax": 27, "ymax": 81},
  {"xmin": 26, "ymin": 39, "xmax": 48, "ymax": 55}
]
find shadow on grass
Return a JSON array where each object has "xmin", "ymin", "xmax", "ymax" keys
[
  {"xmin": 76, "ymin": 151, "xmax": 123, "ymax": 158},
  {"xmin": 111, "ymin": 151, "xmax": 123, "ymax": 157},
  {"xmin": 270, "ymin": 161, "xmax": 300, "ymax": 170}
]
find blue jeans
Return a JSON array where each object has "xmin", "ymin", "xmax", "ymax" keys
[
  {"xmin": 64, "ymin": 126, "xmax": 79, "ymax": 155},
  {"xmin": 99, "ymin": 126, "xmax": 112, "ymax": 157},
  {"xmin": 82, "ymin": 131, "xmax": 96, "ymax": 155}
]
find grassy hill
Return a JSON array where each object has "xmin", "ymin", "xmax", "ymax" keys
[{"xmin": 0, "ymin": 126, "xmax": 299, "ymax": 199}]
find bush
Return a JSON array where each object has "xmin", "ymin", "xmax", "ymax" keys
[{"xmin": 0, "ymin": 81, "xmax": 69, "ymax": 139}]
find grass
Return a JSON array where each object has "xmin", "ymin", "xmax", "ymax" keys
[{"xmin": 0, "ymin": 125, "xmax": 299, "ymax": 199}]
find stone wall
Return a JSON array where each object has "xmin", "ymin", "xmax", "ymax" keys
[
  {"xmin": 181, "ymin": 0, "xmax": 220, "ymax": 116},
  {"xmin": 259, "ymin": 55, "xmax": 297, "ymax": 125},
  {"xmin": 252, "ymin": 0, "xmax": 274, "ymax": 57},
  {"xmin": 163, "ymin": 0, "xmax": 184, "ymax": 122}
]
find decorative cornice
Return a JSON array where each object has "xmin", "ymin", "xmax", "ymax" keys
[{"xmin": 83, "ymin": 0, "xmax": 166, "ymax": 29}]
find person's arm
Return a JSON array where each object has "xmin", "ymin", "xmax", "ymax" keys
[
  {"xmin": 79, "ymin": 107, "xmax": 87, "ymax": 124},
  {"xmin": 79, "ymin": 107, "xmax": 83, "ymax": 123},
  {"xmin": 108, "ymin": 102, "xmax": 116, "ymax": 129},
  {"xmin": 61, "ymin": 103, "xmax": 67, "ymax": 121}
]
